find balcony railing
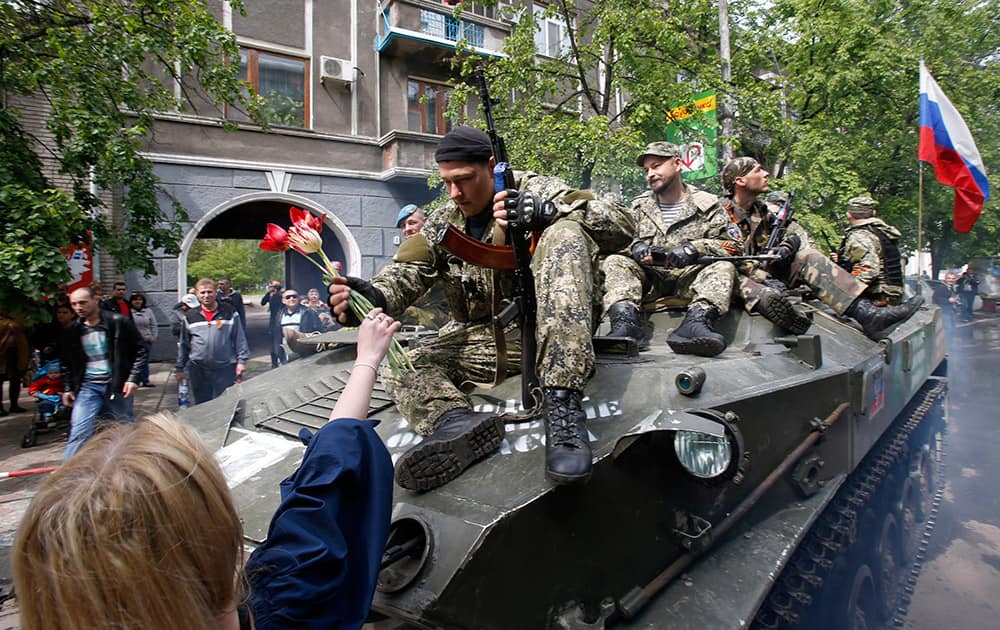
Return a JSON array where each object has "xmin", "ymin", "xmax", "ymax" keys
[
  {"xmin": 375, "ymin": 0, "xmax": 505, "ymax": 57},
  {"xmin": 419, "ymin": 10, "xmax": 484, "ymax": 47}
]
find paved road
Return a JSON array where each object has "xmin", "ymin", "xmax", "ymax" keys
[{"xmin": 902, "ymin": 314, "xmax": 1000, "ymax": 630}]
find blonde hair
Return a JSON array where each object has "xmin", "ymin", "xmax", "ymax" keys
[{"xmin": 13, "ymin": 413, "xmax": 244, "ymax": 630}]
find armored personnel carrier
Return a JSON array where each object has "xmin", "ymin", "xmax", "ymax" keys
[{"xmin": 181, "ymin": 293, "xmax": 946, "ymax": 630}]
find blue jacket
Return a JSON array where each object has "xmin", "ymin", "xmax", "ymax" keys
[{"xmin": 246, "ymin": 419, "xmax": 394, "ymax": 630}]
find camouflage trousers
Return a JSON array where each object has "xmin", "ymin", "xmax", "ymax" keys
[
  {"xmin": 738, "ymin": 247, "xmax": 865, "ymax": 315},
  {"xmin": 380, "ymin": 321, "xmax": 522, "ymax": 436},
  {"xmin": 601, "ymin": 255, "xmax": 736, "ymax": 316},
  {"xmin": 381, "ymin": 220, "xmax": 600, "ymax": 436}
]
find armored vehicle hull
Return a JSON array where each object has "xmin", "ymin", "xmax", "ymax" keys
[{"xmin": 181, "ymin": 295, "xmax": 945, "ymax": 630}]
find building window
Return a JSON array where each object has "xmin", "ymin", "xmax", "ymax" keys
[
  {"xmin": 407, "ymin": 79, "xmax": 452, "ymax": 135},
  {"xmin": 532, "ymin": 4, "xmax": 572, "ymax": 58},
  {"xmin": 420, "ymin": 9, "xmax": 484, "ymax": 47},
  {"xmin": 236, "ymin": 48, "xmax": 309, "ymax": 128}
]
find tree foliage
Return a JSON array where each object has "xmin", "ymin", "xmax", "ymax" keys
[
  {"xmin": 448, "ymin": 0, "xmax": 997, "ymax": 273},
  {"xmin": 0, "ymin": 0, "xmax": 264, "ymax": 323},
  {"xmin": 187, "ymin": 239, "xmax": 283, "ymax": 292}
]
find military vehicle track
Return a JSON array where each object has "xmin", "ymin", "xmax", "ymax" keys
[{"xmin": 753, "ymin": 378, "xmax": 947, "ymax": 630}]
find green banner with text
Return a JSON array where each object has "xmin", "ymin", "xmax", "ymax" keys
[{"xmin": 665, "ymin": 89, "xmax": 718, "ymax": 182}]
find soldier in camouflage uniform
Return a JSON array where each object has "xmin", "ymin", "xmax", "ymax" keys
[
  {"xmin": 393, "ymin": 204, "xmax": 452, "ymax": 330},
  {"xmin": 830, "ymin": 196, "xmax": 904, "ymax": 305},
  {"xmin": 602, "ymin": 142, "xmax": 810, "ymax": 357},
  {"xmin": 719, "ymin": 157, "xmax": 922, "ymax": 340},
  {"xmin": 328, "ymin": 127, "xmax": 633, "ymax": 491}
]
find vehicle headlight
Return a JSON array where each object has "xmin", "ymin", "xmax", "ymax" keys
[{"xmin": 674, "ymin": 430, "xmax": 732, "ymax": 479}]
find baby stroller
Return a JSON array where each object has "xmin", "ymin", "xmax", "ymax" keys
[{"xmin": 22, "ymin": 359, "xmax": 71, "ymax": 448}]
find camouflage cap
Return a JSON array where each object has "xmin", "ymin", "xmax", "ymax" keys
[
  {"xmin": 847, "ymin": 195, "xmax": 878, "ymax": 217},
  {"xmin": 635, "ymin": 141, "xmax": 682, "ymax": 167},
  {"xmin": 722, "ymin": 157, "xmax": 759, "ymax": 193},
  {"xmin": 765, "ymin": 190, "xmax": 789, "ymax": 205}
]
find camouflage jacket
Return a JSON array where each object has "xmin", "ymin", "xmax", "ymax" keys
[
  {"xmin": 628, "ymin": 185, "xmax": 732, "ymax": 256},
  {"xmin": 399, "ymin": 281, "xmax": 451, "ymax": 330},
  {"xmin": 372, "ymin": 171, "xmax": 633, "ymax": 325},
  {"xmin": 718, "ymin": 197, "xmax": 812, "ymax": 276},
  {"xmin": 840, "ymin": 218, "xmax": 903, "ymax": 300}
]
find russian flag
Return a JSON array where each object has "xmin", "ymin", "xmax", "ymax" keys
[{"xmin": 919, "ymin": 60, "xmax": 990, "ymax": 233}]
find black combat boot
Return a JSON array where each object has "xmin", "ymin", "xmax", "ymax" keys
[
  {"xmin": 543, "ymin": 387, "xmax": 592, "ymax": 485},
  {"xmin": 394, "ymin": 408, "xmax": 505, "ymax": 492},
  {"xmin": 666, "ymin": 305, "xmax": 726, "ymax": 357},
  {"xmin": 753, "ymin": 288, "xmax": 812, "ymax": 335},
  {"xmin": 607, "ymin": 301, "xmax": 644, "ymax": 341},
  {"xmin": 845, "ymin": 296, "xmax": 924, "ymax": 340}
]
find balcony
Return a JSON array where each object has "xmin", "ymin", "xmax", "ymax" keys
[{"xmin": 375, "ymin": 0, "xmax": 507, "ymax": 59}]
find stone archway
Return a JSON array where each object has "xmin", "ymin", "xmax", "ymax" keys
[{"xmin": 176, "ymin": 192, "xmax": 361, "ymax": 299}]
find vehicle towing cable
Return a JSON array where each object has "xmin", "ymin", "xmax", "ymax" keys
[{"xmin": 607, "ymin": 402, "xmax": 850, "ymax": 626}]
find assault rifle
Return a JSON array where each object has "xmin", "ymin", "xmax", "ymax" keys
[
  {"xmin": 820, "ymin": 230, "xmax": 837, "ymax": 254},
  {"xmin": 434, "ymin": 67, "xmax": 539, "ymax": 409},
  {"xmin": 764, "ymin": 192, "xmax": 794, "ymax": 254},
  {"xmin": 697, "ymin": 254, "xmax": 780, "ymax": 263}
]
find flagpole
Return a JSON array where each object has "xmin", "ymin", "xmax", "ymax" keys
[
  {"xmin": 918, "ymin": 161, "xmax": 924, "ymax": 277},
  {"xmin": 917, "ymin": 56, "xmax": 924, "ymax": 278}
]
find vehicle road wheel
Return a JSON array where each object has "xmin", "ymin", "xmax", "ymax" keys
[
  {"xmin": 844, "ymin": 562, "xmax": 877, "ymax": 630},
  {"xmin": 873, "ymin": 512, "xmax": 903, "ymax": 623},
  {"xmin": 897, "ymin": 476, "xmax": 922, "ymax": 565}
]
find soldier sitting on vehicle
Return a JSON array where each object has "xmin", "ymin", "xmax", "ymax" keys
[
  {"xmin": 830, "ymin": 195, "xmax": 904, "ymax": 306},
  {"xmin": 601, "ymin": 142, "xmax": 809, "ymax": 357},
  {"xmin": 719, "ymin": 157, "xmax": 922, "ymax": 340},
  {"xmin": 328, "ymin": 126, "xmax": 633, "ymax": 491},
  {"xmin": 394, "ymin": 203, "xmax": 451, "ymax": 331}
]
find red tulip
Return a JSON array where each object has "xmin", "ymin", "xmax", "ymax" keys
[
  {"xmin": 290, "ymin": 206, "xmax": 324, "ymax": 233},
  {"xmin": 259, "ymin": 224, "xmax": 290, "ymax": 252}
]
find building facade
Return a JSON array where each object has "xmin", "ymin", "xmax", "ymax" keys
[{"xmin": 126, "ymin": 0, "xmax": 535, "ymax": 357}]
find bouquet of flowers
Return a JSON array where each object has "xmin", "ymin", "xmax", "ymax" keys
[{"xmin": 260, "ymin": 207, "xmax": 413, "ymax": 371}]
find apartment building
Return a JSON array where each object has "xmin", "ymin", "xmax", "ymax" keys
[{"xmin": 133, "ymin": 1, "xmax": 528, "ymax": 304}]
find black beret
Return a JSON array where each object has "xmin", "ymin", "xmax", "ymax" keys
[{"xmin": 434, "ymin": 126, "xmax": 493, "ymax": 163}]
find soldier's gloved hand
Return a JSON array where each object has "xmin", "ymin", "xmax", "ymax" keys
[
  {"xmin": 630, "ymin": 242, "xmax": 667, "ymax": 265},
  {"xmin": 762, "ymin": 277, "xmax": 788, "ymax": 292},
  {"xmin": 327, "ymin": 277, "xmax": 387, "ymax": 327},
  {"xmin": 663, "ymin": 240, "xmax": 700, "ymax": 268},
  {"xmin": 503, "ymin": 190, "xmax": 559, "ymax": 231},
  {"xmin": 772, "ymin": 233, "xmax": 801, "ymax": 264}
]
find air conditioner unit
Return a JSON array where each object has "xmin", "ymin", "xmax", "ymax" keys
[{"xmin": 320, "ymin": 56, "xmax": 354, "ymax": 86}]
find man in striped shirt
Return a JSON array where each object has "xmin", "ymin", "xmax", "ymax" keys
[{"xmin": 61, "ymin": 287, "xmax": 147, "ymax": 459}]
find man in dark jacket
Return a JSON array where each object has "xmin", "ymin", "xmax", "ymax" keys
[
  {"xmin": 177, "ymin": 279, "xmax": 250, "ymax": 404},
  {"xmin": 100, "ymin": 281, "xmax": 132, "ymax": 317},
  {"xmin": 260, "ymin": 280, "xmax": 286, "ymax": 367},
  {"xmin": 956, "ymin": 268, "xmax": 980, "ymax": 321},
  {"xmin": 61, "ymin": 287, "xmax": 147, "ymax": 460},
  {"xmin": 276, "ymin": 290, "xmax": 324, "ymax": 359}
]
